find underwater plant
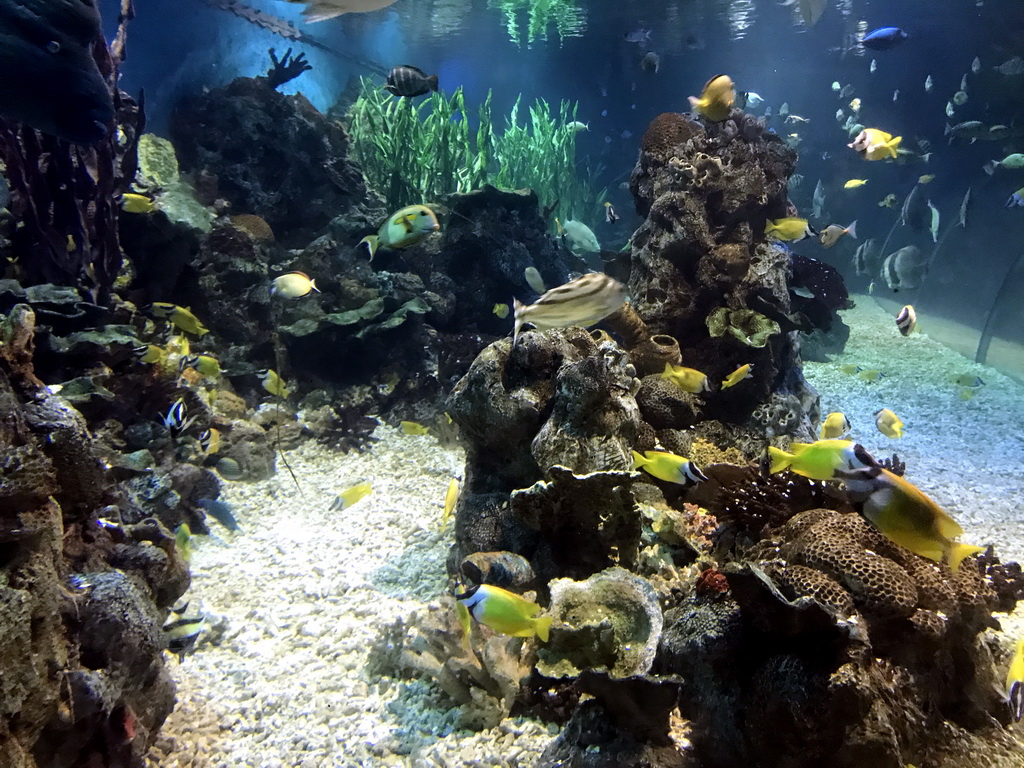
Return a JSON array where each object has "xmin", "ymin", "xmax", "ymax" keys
[
  {"xmin": 486, "ymin": 0, "xmax": 587, "ymax": 47},
  {"xmin": 347, "ymin": 78, "xmax": 600, "ymax": 227}
]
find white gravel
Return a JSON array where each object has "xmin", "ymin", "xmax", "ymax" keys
[{"xmin": 147, "ymin": 297, "xmax": 1024, "ymax": 766}]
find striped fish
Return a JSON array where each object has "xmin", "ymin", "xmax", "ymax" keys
[
  {"xmin": 894, "ymin": 304, "xmax": 916, "ymax": 336},
  {"xmin": 512, "ymin": 272, "xmax": 627, "ymax": 345},
  {"xmin": 384, "ymin": 65, "xmax": 439, "ymax": 98}
]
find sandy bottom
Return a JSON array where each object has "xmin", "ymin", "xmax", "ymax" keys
[{"xmin": 146, "ymin": 298, "xmax": 1024, "ymax": 767}]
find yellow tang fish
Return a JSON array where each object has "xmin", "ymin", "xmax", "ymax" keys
[
  {"xmin": 765, "ymin": 217, "xmax": 816, "ymax": 241},
  {"xmin": 359, "ymin": 205, "xmax": 440, "ymax": 261},
  {"xmin": 513, "ymin": 273, "xmax": 627, "ymax": 345},
  {"xmin": 257, "ymin": 368, "xmax": 291, "ymax": 398},
  {"xmin": 331, "ymin": 482, "xmax": 372, "ymax": 511},
  {"xmin": 844, "ymin": 179, "xmax": 868, "ymax": 189},
  {"xmin": 836, "ymin": 458, "xmax": 985, "ymax": 570},
  {"xmin": 493, "ymin": 303, "xmax": 510, "ymax": 319},
  {"xmin": 1006, "ymin": 637, "xmax": 1024, "ymax": 722},
  {"xmin": 271, "ymin": 271, "xmax": 320, "ymax": 299},
  {"xmin": 151, "ymin": 303, "xmax": 209, "ymax": 336},
  {"xmin": 661, "ymin": 362, "xmax": 710, "ymax": 393},
  {"xmin": 455, "ymin": 583, "xmax": 551, "ymax": 641},
  {"xmin": 721, "ymin": 363, "xmax": 753, "ymax": 389},
  {"xmin": 767, "ymin": 439, "xmax": 868, "ymax": 481},
  {"xmin": 400, "ymin": 420, "xmax": 430, "ymax": 436},
  {"xmin": 632, "ymin": 450, "xmax": 708, "ymax": 485},
  {"xmin": 874, "ymin": 408, "xmax": 904, "ymax": 438},
  {"xmin": 820, "ymin": 412, "xmax": 851, "ymax": 439},
  {"xmin": 121, "ymin": 193, "xmax": 156, "ymax": 214},
  {"xmin": 688, "ymin": 74, "xmax": 735, "ymax": 122},
  {"xmin": 442, "ymin": 478, "xmax": 460, "ymax": 526}
]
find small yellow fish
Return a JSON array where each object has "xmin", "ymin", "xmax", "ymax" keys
[
  {"xmin": 1006, "ymin": 637, "xmax": 1024, "ymax": 721},
  {"xmin": 455, "ymin": 599, "xmax": 473, "ymax": 653},
  {"xmin": 721, "ymin": 363, "xmax": 753, "ymax": 389},
  {"xmin": 857, "ymin": 369, "xmax": 885, "ymax": 382},
  {"xmin": 661, "ymin": 362, "xmax": 710, "ymax": 393},
  {"xmin": 121, "ymin": 193, "xmax": 156, "ymax": 214},
  {"xmin": 258, "ymin": 368, "xmax": 290, "ymax": 398},
  {"xmin": 820, "ymin": 412, "xmax": 851, "ymax": 439},
  {"xmin": 271, "ymin": 271, "xmax": 320, "ymax": 299},
  {"xmin": 331, "ymin": 481, "xmax": 372, "ymax": 511},
  {"xmin": 493, "ymin": 303, "xmax": 510, "ymax": 319},
  {"xmin": 878, "ymin": 193, "xmax": 898, "ymax": 208},
  {"xmin": 765, "ymin": 217, "xmax": 815, "ymax": 241},
  {"xmin": 359, "ymin": 205, "xmax": 440, "ymax": 261},
  {"xmin": 839, "ymin": 364, "xmax": 863, "ymax": 375},
  {"xmin": 198, "ymin": 427, "xmax": 221, "ymax": 455},
  {"xmin": 874, "ymin": 408, "xmax": 904, "ymax": 438},
  {"xmin": 442, "ymin": 478, "xmax": 460, "ymax": 526},
  {"xmin": 135, "ymin": 344, "xmax": 166, "ymax": 365},
  {"xmin": 767, "ymin": 439, "xmax": 865, "ymax": 481},
  {"xmin": 688, "ymin": 74, "xmax": 736, "ymax": 122},
  {"xmin": 181, "ymin": 354, "xmax": 221, "ymax": 378},
  {"xmin": 151, "ymin": 303, "xmax": 210, "ymax": 336},
  {"xmin": 175, "ymin": 523, "xmax": 192, "ymax": 563},
  {"xmin": 632, "ymin": 450, "xmax": 707, "ymax": 485},
  {"xmin": 918, "ymin": 174, "xmax": 935, "ymax": 184},
  {"xmin": 165, "ymin": 334, "xmax": 191, "ymax": 357},
  {"xmin": 844, "ymin": 179, "xmax": 868, "ymax": 189},
  {"xmin": 951, "ymin": 373, "xmax": 984, "ymax": 387},
  {"xmin": 455, "ymin": 583, "xmax": 551, "ymax": 641},
  {"xmin": 400, "ymin": 420, "xmax": 430, "ymax": 436},
  {"xmin": 958, "ymin": 387, "xmax": 976, "ymax": 402},
  {"xmin": 849, "ymin": 97, "xmax": 861, "ymax": 113}
]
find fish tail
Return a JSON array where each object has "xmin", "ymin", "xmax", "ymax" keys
[
  {"xmin": 767, "ymin": 446, "xmax": 793, "ymax": 474},
  {"xmin": 631, "ymin": 450, "xmax": 648, "ymax": 470},
  {"xmin": 513, "ymin": 298, "xmax": 526, "ymax": 345},
  {"xmin": 687, "ymin": 95, "xmax": 702, "ymax": 111},
  {"xmin": 427, "ymin": 74, "xmax": 439, "ymax": 92},
  {"xmin": 359, "ymin": 236, "xmax": 379, "ymax": 261},
  {"xmin": 948, "ymin": 542, "xmax": 986, "ymax": 571},
  {"xmin": 884, "ymin": 137, "xmax": 901, "ymax": 158},
  {"xmin": 846, "ymin": 220, "xmax": 857, "ymax": 239},
  {"xmin": 534, "ymin": 615, "xmax": 552, "ymax": 643},
  {"xmin": 984, "ymin": 161, "xmax": 997, "ymax": 176},
  {"xmin": 310, "ymin": 279, "xmax": 320, "ymax": 293}
]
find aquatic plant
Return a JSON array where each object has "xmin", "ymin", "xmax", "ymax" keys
[
  {"xmin": 487, "ymin": 0, "xmax": 587, "ymax": 47},
  {"xmin": 347, "ymin": 78, "xmax": 599, "ymax": 226}
]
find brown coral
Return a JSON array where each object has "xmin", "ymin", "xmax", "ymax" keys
[
  {"xmin": 229, "ymin": 213, "xmax": 275, "ymax": 242},
  {"xmin": 641, "ymin": 113, "xmax": 702, "ymax": 159}
]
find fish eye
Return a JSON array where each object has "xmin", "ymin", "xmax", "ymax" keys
[{"xmin": 46, "ymin": 40, "xmax": 60, "ymax": 54}]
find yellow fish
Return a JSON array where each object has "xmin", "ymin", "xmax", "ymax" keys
[
  {"xmin": 839, "ymin": 364, "xmax": 863, "ymax": 375},
  {"xmin": 661, "ymin": 362, "xmax": 710, "ymax": 393},
  {"xmin": 958, "ymin": 387, "xmax": 976, "ymax": 402},
  {"xmin": 455, "ymin": 599, "xmax": 473, "ymax": 653},
  {"xmin": 632, "ymin": 450, "xmax": 708, "ymax": 485},
  {"xmin": 359, "ymin": 205, "xmax": 440, "ymax": 261},
  {"xmin": 135, "ymin": 344, "xmax": 166, "ymax": 365},
  {"xmin": 400, "ymin": 420, "xmax": 430, "ymax": 436},
  {"xmin": 844, "ymin": 179, "xmax": 868, "ymax": 189},
  {"xmin": 331, "ymin": 482, "xmax": 372, "ymax": 511},
  {"xmin": 181, "ymin": 354, "xmax": 221, "ymax": 378},
  {"xmin": 443, "ymin": 478, "xmax": 460, "ymax": 526},
  {"xmin": 493, "ymin": 303, "xmax": 510, "ymax": 319},
  {"xmin": 874, "ymin": 408, "xmax": 904, "ymax": 438},
  {"xmin": 455, "ymin": 583, "xmax": 551, "ymax": 641},
  {"xmin": 151, "ymin": 303, "xmax": 210, "ymax": 336},
  {"xmin": 857, "ymin": 369, "xmax": 885, "ymax": 382},
  {"xmin": 165, "ymin": 334, "xmax": 191, "ymax": 357},
  {"xmin": 878, "ymin": 193, "xmax": 898, "ymax": 208},
  {"xmin": 837, "ymin": 461, "xmax": 984, "ymax": 570},
  {"xmin": 1006, "ymin": 637, "xmax": 1024, "ymax": 721},
  {"xmin": 688, "ymin": 74, "xmax": 736, "ymax": 121},
  {"xmin": 848, "ymin": 128, "xmax": 902, "ymax": 161},
  {"xmin": 767, "ymin": 439, "xmax": 867, "ymax": 481},
  {"xmin": 764, "ymin": 217, "xmax": 815, "ymax": 241},
  {"xmin": 271, "ymin": 271, "xmax": 319, "ymax": 299},
  {"xmin": 721, "ymin": 363, "xmax": 753, "ymax": 389},
  {"xmin": 918, "ymin": 174, "xmax": 935, "ymax": 184},
  {"xmin": 198, "ymin": 427, "xmax": 221, "ymax": 455},
  {"xmin": 951, "ymin": 373, "xmax": 984, "ymax": 387},
  {"xmin": 820, "ymin": 412, "xmax": 851, "ymax": 439},
  {"xmin": 121, "ymin": 193, "xmax": 156, "ymax": 214},
  {"xmin": 258, "ymin": 368, "xmax": 290, "ymax": 398},
  {"xmin": 175, "ymin": 523, "xmax": 192, "ymax": 563}
]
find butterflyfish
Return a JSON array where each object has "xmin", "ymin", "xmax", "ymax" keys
[
  {"xmin": 895, "ymin": 305, "xmax": 917, "ymax": 336},
  {"xmin": 455, "ymin": 583, "xmax": 551, "ymax": 641}
]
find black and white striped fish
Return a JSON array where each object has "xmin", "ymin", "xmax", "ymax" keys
[
  {"xmin": 384, "ymin": 65, "xmax": 439, "ymax": 98},
  {"xmin": 162, "ymin": 398, "xmax": 196, "ymax": 436},
  {"xmin": 895, "ymin": 304, "xmax": 917, "ymax": 336},
  {"xmin": 512, "ymin": 272, "xmax": 627, "ymax": 345}
]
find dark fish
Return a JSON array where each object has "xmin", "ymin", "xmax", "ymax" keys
[
  {"xmin": 164, "ymin": 610, "xmax": 205, "ymax": 659},
  {"xmin": 623, "ymin": 28, "xmax": 651, "ymax": 43},
  {"xmin": 861, "ymin": 27, "xmax": 908, "ymax": 51},
  {"xmin": 215, "ymin": 457, "xmax": 244, "ymax": 481},
  {"xmin": 881, "ymin": 246, "xmax": 927, "ymax": 292},
  {"xmin": 640, "ymin": 51, "xmax": 660, "ymax": 73},
  {"xmin": 0, "ymin": 0, "xmax": 114, "ymax": 143},
  {"xmin": 196, "ymin": 498, "xmax": 240, "ymax": 532},
  {"xmin": 384, "ymin": 65, "xmax": 439, "ymax": 98},
  {"xmin": 899, "ymin": 185, "xmax": 929, "ymax": 231}
]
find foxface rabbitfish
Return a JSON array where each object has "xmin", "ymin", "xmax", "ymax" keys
[{"xmin": 0, "ymin": 0, "xmax": 114, "ymax": 143}]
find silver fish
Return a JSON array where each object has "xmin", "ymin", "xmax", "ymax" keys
[
  {"xmin": 513, "ymin": 273, "xmax": 627, "ymax": 344},
  {"xmin": 927, "ymin": 200, "xmax": 940, "ymax": 243},
  {"xmin": 812, "ymin": 179, "xmax": 826, "ymax": 219},
  {"xmin": 995, "ymin": 56, "xmax": 1024, "ymax": 76},
  {"xmin": 524, "ymin": 266, "xmax": 546, "ymax": 294},
  {"xmin": 960, "ymin": 74, "xmax": 969, "ymax": 91},
  {"xmin": 958, "ymin": 187, "xmax": 971, "ymax": 229},
  {"xmin": 971, "ymin": 56, "xmax": 981, "ymax": 74}
]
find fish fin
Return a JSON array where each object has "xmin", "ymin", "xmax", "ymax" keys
[
  {"xmin": 767, "ymin": 446, "xmax": 792, "ymax": 474},
  {"xmin": 984, "ymin": 161, "xmax": 997, "ymax": 175},
  {"xmin": 687, "ymin": 95, "xmax": 702, "ymax": 111},
  {"xmin": 846, "ymin": 220, "xmax": 857, "ymax": 238},
  {"xmin": 427, "ymin": 74, "xmax": 439, "ymax": 91},
  {"xmin": 631, "ymin": 450, "xmax": 647, "ymax": 470},
  {"xmin": 359, "ymin": 236, "xmax": 379, "ymax": 261},
  {"xmin": 534, "ymin": 615, "xmax": 552, "ymax": 643},
  {"xmin": 948, "ymin": 542, "xmax": 985, "ymax": 571},
  {"xmin": 310, "ymin": 279, "xmax": 320, "ymax": 293},
  {"xmin": 513, "ymin": 298, "xmax": 526, "ymax": 345}
]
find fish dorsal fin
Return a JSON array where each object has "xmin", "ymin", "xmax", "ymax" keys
[{"xmin": 400, "ymin": 64, "xmax": 427, "ymax": 76}]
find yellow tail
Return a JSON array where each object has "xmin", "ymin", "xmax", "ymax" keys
[
  {"xmin": 767, "ymin": 446, "xmax": 793, "ymax": 474},
  {"xmin": 885, "ymin": 136, "xmax": 902, "ymax": 158},
  {"xmin": 631, "ymin": 450, "xmax": 648, "ymax": 471},
  {"xmin": 534, "ymin": 615, "xmax": 552, "ymax": 643},
  {"xmin": 948, "ymin": 542, "xmax": 985, "ymax": 571},
  {"xmin": 359, "ymin": 235, "xmax": 379, "ymax": 261}
]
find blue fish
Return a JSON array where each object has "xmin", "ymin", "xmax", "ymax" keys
[
  {"xmin": 861, "ymin": 27, "xmax": 908, "ymax": 50},
  {"xmin": 196, "ymin": 498, "xmax": 240, "ymax": 532}
]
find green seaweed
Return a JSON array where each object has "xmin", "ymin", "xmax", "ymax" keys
[
  {"xmin": 486, "ymin": 0, "xmax": 587, "ymax": 47},
  {"xmin": 348, "ymin": 79, "xmax": 599, "ymax": 227}
]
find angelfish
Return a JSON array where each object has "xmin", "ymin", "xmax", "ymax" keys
[{"xmin": 513, "ymin": 273, "xmax": 627, "ymax": 344}]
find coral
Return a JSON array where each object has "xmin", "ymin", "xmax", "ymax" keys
[
  {"xmin": 229, "ymin": 213, "xmax": 275, "ymax": 242},
  {"xmin": 539, "ymin": 567, "xmax": 663, "ymax": 679},
  {"xmin": 640, "ymin": 113, "xmax": 702, "ymax": 160},
  {"xmin": 137, "ymin": 134, "xmax": 180, "ymax": 188},
  {"xmin": 629, "ymin": 334, "xmax": 681, "ymax": 377},
  {"xmin": 635, "ymin": 375, "xmax": 702, "ymax": 430},
  {"xmin": 706, "ymin": 307, "xmax": 781, "ymax": 348},
  {"xmin": 460, "ymin": 551, "xmax": 537, "ymax": 591},
  {"xmin": 668, "ymin": 151, "xmax": 723, "ymax": 187}
]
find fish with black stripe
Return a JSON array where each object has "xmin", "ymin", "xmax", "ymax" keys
[
  {"xmin": 512, "ymin": 272, "xmax": 627, "ymax": 344},
  {"xmin": 384, "ymin": 65, "xmax": 439, "ymax": 98}
]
